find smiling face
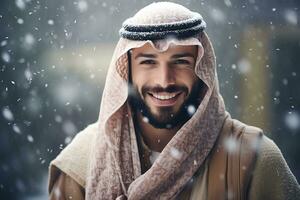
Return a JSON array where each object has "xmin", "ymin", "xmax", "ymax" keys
[{"xmin": 129, "ymin": 43, "xmax": 203, "ymax": 129}]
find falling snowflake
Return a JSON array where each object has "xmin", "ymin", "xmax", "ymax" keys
[
  {"xmin": 27, "ymin": 134, "xmax": 34, "ymax": 142},
  {"xmin": 17, "ymin": 18, "xmax": 24, "ymax": 24},
  {"xmin": 187, "ymin": 105, "xmax": 196, "ymax": 115},
  {"xmin": 2, "ymin": 52, "xmax": 10, "ymax": 63},
  {"xmin": 237, "ymin": 58, "xmax": 251, "ymax": 74},
  {"xmin": 62, "ymin": 120, "xmax": 77, "ymax": 135},
  {"xmin": 89, "ymin": 74, "xmax": 95, "ymax": 79},
  {"xmin": 54, "ymin": 81, "xmax": 79, "ymax": 104},
  {"xmin": 282, "ymin": 78, "xmax": 288, "ymax": 86},
  {"xmin": 142, "ymin": 116, "xmax": 149, "ymax": 123},
  {"xmin": 15, "ymin": 0, "xmax": 26, "ymax": 10},
  {"xmin": 47, "ymin": 19, "xmax": 54, "ymax": 25},
  {"xmin": 77, "ymin": 0, "xmax": 88, "ymax": 12},
  {"xmin": 1, "ymin": 40, "xmax": 7, "ymax": 46},
  {"xmin": 210, "ymin": 8, "xmax": 226, "ymax": 23},
  {"xmin": 13, "ymin": 124, "xmax": 21, "ymax": 134},
  {"xmin": 27, "ymin": 96, "xmax": 42, "ymax": 114},
  {"xmin": 284, "ymin": 111, "xmax": 300, "ymax": 131},
  {"xmin": 170, "ymin": 147, "xmax": 182, "ymax": 159},
  {"xmin": 55, "ymin": 115, "xmax": 62, "ymax": 123},
  {"xmin": 64, "ymin": 29, "xmax": 72, "ymax": 40},
  {"xmin": 2, "ymin": 107, "xmax": 14, "ymax": 121},
  {"xmin": 224, "ymin": 136, "xmax": 238, "ymax": 153},
  {"xmin": 15, "ymin": 179, "xmax": 25, "ymax": 193},
  {"xmin": 224, "ymin": 0, "xmax": 232, "ymax": 7},
  {"xmin": 24, "ymin": 68, "xmax": 33, "ymax": 82},
  {"xmin": 64, "ymin": 136, "xmax": 72, "ymax": 144},
  {"xmin": 23, "ymin": 33, "xmax": 35, "ymax": 50},
  {"xmin": 284, "ymin": 10, "xmax": 298, "ymax": 25}
]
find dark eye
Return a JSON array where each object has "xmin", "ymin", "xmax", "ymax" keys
[
  {"xmin": 140, "ymin": 60, "xmax": 157, "ymax": 65},
  {"xmin": 173, "ymin": 59, "xmax": 191, "ymax": 65}
]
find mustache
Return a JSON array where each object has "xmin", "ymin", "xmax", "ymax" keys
[{"xmin": 141, "ymin": 84, "xmax": 188, "ymax": 96}]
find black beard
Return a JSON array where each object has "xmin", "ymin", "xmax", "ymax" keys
[{"xmin": 128, "ymin": 80, "xmax": 204, "ymax": 129}]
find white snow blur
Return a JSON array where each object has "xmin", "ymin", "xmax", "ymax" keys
[
  {"xmin": 284, "ymin": 10, "xmax": 298, "ymax": 26},
  {"xmin": 17, "ymin": 18, "xmax": 24, "ymax": 24},
  {"xmin": 142, "ymin": 116, "xmax": 149, "ymax": 123},
  {"xmin": 210, "ymin": 8, "xmax": 226, "ymax": 23},
  {"xmin": 23, "ymin": 33, "xmax": 35, "ymax": 50},
  {"xmin": 2, "ymin": 107, "xmax": 14, "ymax": 121},
  {"xmin": 170, "ymin": 147, "xmax": 182, "ymax": 159},
  {"xmin": 237, "ymin": 58, "xmax": 251, "ymax": 74},
  {"xmin": 27, "ymin": 134, "xmax": 34, "ymax": 142},
  {"xmin": 62, "ymin": 120, "xmax": 77, "ymax": 135},
  {"xmin": 284, "ymin": 111, "xmax": 300, "ymax": 131},
  {"xmin": 13, "ymin": 124, "xmax": 21, "ymax": 134},
  {"xmin": 47, "ymin": 19, "xmax": 54, "ymax": 25},
  {"xmin": 15, "ymin": 0, "xmax": 26, "ymax": 10},
  {"xmin": 76, "ymin": 0, "xmax": 88, "ymax": 12},
  {"xmin": 24, "ymin": 68, "xmax": 33, "ymax": 82},
  {"xmin": 55, "ymin": 115, "xmax": 63, "ymax": 123},
  {"xmin": 53, "ymin": 81, "xmax": 79, "ymax": 105},
  {"xmin": 187, "ymin": 105, "xmax": 196, "ymax": 115},
  {"xmin": 1, "ymin": 40, "xmax": 8, "ymax": 47},
  {"xmin": 224, "ymin": 0, "xmax": 232, "ymax": 7},
  {"xmin": 224, "ymin": 136, "xmax": 238, "ymax": 153},
  {"xmin": 2, "ymin": 52, "xmax": 10, "ymax": 63}
]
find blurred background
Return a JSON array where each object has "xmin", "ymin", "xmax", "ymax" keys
[{"xmin": 0, "ymin": 0, "xmax": 299, "ymax": 199}]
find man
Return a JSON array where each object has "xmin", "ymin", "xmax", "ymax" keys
[{"xmin": 48, "ymin": 2, "xmax": 300, "ymax": 199}]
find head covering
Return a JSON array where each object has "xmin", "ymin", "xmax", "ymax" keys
[
  {"xmin": 85, "ymin": 2, "xmax": 227, "ymax": 199},
  {"xmin": 119, "ymin": 2, "xmax": 206, "ymax": 40}
]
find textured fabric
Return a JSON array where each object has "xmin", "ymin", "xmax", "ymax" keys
[
  {"xmin": 48, "ymin": 123, "xmax": 98, "ymax": 191},
  {"xmin": 248, "ymin": 136, "xmax": 300, "ymax": 200},
  {"xmin": 49, "ymin": 172, "xmax": 85, "ymax": 200},
  {"xmin": 48, "ymin": 118, "xmax": 300, "ymax": 200},
  {"xmin": 206, "ymin": 118, "xmax": 263, "ymax": 200},
  {"xmin": 84, "ymin": 2, "xmax": 227, "ymax": 200},
  {"xmin": 119, "ymin": 2, "xmax": 206, "ymax": 40}
]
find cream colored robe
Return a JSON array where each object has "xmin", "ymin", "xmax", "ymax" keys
[{"xmin": 48, "ymin": 122, "xmax": 300, "ymax": 200}]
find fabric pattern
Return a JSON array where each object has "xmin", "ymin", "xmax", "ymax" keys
[{"xmin": 85, "ymin": 2, "xmax": 227, "ymax": 200}]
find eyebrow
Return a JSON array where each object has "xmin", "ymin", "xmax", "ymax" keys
[
  {"xmin": 134, "ymin": 53, "xmax": 157, "ymax": 59},
  {"xmin": 171, "ymin": 53, "xmax": 195, "ymax": 59},
  {"xmin": 134, "ymin": 52, "xmax": 195, "ymax": 59}
]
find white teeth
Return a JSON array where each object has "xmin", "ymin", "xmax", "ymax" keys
[{"xmin": 152, "ymin": 93, "xmax": 176, "ymax": 100}]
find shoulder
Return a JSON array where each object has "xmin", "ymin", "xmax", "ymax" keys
[
  {"xmin": 226, "ymin": 119, "xmax": 300, "ymax": 199},
  {"xmin": 48, "ymin": 122, "xmax": 98, "ymax": 192},
  {"xmin": 249, "ymin": 135, "xmax": 300, "ymax": 199}
]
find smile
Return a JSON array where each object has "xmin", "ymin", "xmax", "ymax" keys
[
  {"xmin": 152, "ymin": 93, "xmax": 177, "ymax": 100},
  {"xmin": 147, "ymin": 92, "xmax": 182, "ymax": 106}
]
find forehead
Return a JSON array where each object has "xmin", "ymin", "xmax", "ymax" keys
[{"xmin": 131, "ymin": 43, "xmax": 197, "ymax": 56}]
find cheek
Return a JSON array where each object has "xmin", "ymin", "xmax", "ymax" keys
[
  {"xmin": 132, "ymin": 77, "xmax": 146, "ymax": 97},
  {"xmin": 176, "ymin": 71, "xmax": 198, "ymax": 91}
]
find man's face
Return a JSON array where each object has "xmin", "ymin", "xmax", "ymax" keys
[{"xmin": 129, "ymin": 43, "xmax": 201, "ymax": 129}]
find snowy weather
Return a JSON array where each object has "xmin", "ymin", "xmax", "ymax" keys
[{"xmin": 0, "ymin": 0, "xmax": 300, "ymax": 199}]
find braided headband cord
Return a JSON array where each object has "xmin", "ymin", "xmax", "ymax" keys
[{"xmin": 119, "ymin": 14, "xmax": 206, "ymax": 40}]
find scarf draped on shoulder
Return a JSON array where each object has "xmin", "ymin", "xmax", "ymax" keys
[{"xmin": 85, "ymin": 2, "xmax": 227, "ymax": 199}]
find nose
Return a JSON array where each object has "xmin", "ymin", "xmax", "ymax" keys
[{"xmin": 156, "ymin": 63, "xmax": 176, "ymax": 88}]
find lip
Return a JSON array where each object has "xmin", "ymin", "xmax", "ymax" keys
[{"xmin": 147, "ymin": 92, "xmax": 182, "ymax": 107}]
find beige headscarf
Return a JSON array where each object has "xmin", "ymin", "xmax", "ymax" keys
[{"xmin": 85, "ymin": 2, "xmax": 227, "ymax": 199}]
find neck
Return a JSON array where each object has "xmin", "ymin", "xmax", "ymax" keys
[{"xmin": 136, "ymin": 112, "xmax": 180, "ymax": 152}]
